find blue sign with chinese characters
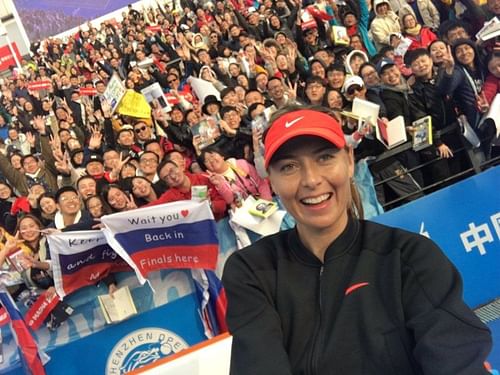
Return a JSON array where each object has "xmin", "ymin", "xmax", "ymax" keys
[{"xmin": 373, "ymin": 166, "xmax": 500, "ymax": 308}]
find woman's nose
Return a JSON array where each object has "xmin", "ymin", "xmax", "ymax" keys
[{"xmin": 300, "ymin": 160, "xmax": 322, "ymax": 189}]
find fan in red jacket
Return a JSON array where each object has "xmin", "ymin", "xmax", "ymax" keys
[
  {"xmin": 401, "ymin": 14, "xmax": 437, "ymax": 50},
  {"xmin": 483, "ymin": 53, "xmax": 500, "ymax": 105},
  {"xmin": 145, "ymin": 159, "xmax": 227, "ymax": 221}
]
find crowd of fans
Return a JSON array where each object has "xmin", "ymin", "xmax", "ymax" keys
[{"xmin": 0, "ymin": 0, "xmax": 498, "ymax": 322}]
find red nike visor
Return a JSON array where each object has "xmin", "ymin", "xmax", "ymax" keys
[{"xmin": 264, "ymin": 109, "xmax": 346, "ymax": 168}]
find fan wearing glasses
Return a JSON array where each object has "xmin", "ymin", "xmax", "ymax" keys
[
  {"xmin": 52, "ymin": 186, "xmax": 95, "ymax": 231},
  {"xmin": 342, "ymin": 75, "xmax": 387, "ymax": 118},
  {"xmin": 133, "ymin": 121, "xmax": 154, "ymax": 145}
]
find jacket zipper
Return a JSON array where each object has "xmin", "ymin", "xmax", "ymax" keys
[{"xmin": 308, "ymin": 265, "xmax": 324, "ymax": 375}]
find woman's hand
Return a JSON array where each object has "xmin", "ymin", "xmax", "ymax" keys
[
  {"xmin": 101, "ymin": 99, "xmax": 112, "ymax": 118},
  {"xmin": 252, "ymin": 127, "xmax": 263, "ymax": 152},
  {"xmin": 88, "ymin": 125, "xmax": 103, "ymax": 150},
  {"xmin": 20, "ymin": 253, "xmax": 37, "ymax": 269},
  {"xmin": 54, "ymin": 152, "xmax": 71, "ymax": 175},
  {"xmin": 219, "ymin": 119, "xmax": 237, "ymax": 136},
  {"xmin": 3, "ymin": 231, "xmax": 23, "ymax": 256},
  {"xmin": 26, "ymin": 131, "xmax": 36, "ymax": 148},
  {"xmin": 125, "ymin": 194, "xmax": 138, "ymax": 210},
  {"xmin": 108, "ymin": 283, "xmax": 118, "ymax": 297},
  {"xmin": 208, "ymin": 172, "xmax": 224, "ymax": 187},
  {"xmin": 437, "ymin": 143, "xmax": 454, "ymax": 158},
  {"xmin": 442, "ymin": 45, "xmax": 455, "ymax": 75},
  {"xmin": 110, "ymin": 153, "xmax": 131, "ymax": 181}
]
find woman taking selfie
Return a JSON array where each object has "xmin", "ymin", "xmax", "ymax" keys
[{"xmin": 222, "ymin": 106, "xmax": 491, "ymax": 374}]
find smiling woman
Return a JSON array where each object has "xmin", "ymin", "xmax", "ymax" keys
[{"xmin": 222, "ymin": 106, "xmax": 492, "ymax": 375}]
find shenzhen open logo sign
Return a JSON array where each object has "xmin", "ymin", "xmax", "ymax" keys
[{"xmin": 106, "ymin": 328, "xmax": 188, "ymax": 374}]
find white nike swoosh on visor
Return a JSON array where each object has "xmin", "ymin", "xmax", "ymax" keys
[{"xmin": 285, "ymin": 116, "xmax": 304, "ymax": 128}]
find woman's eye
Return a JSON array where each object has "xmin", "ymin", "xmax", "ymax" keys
[
  {"xmin": 318, "ymin": 153, "xmax": 335, "ymax": 162},
  {"xmin": 279, "ymin": 163, "xmax": 297, "ymax": 174}
]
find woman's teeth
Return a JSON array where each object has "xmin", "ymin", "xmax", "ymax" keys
[{"xmin": 301, "ymin": 193, "xmax": 331, "ymax": 205}]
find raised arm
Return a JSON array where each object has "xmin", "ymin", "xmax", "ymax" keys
[{"xmin": 222, "ymin": 251, "xmax": 294, "ymax": 375}]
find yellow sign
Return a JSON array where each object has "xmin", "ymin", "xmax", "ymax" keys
[{"xmin": 117, "ymin": 90, "xmax": 151, "ymax": 119}]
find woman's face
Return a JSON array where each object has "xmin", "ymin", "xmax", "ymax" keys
[
  {"xmin": 10, "ymin": 155, "xmax": 22, "ymax": 170},
  {"xmin": 39, "ymin": 197, "xmax": 57, "ymax": 215},
  {"xmin": 327, "ymin": 90, "xmax": 343, "ymax": 109},
  {"xmin": 311, "ymin": 62, "xmax": 326, "ymax": 79},
  {"xmin": 360, "ymin": 66, "xmax": 379, "ymax": 86},
  {"xmin": 429, "ymin": 41, "xmax": 447, "ymax": 64},
  {"xmin": 19, "ymin": 217, "xmax": 41, "ymax": 243},
  {"xmin": 275, "ymin": 34, "xmax": 286, "ymax": 45},
  {"xmin": 270, "ymin": 15, "xmax": 280, "ymax": 28},
  {"xmin": 349, "ymin": 55, "xmax": 365, "ymax": 75},
  {"xmin": 132, "ymin": 178, "xmax": 152, "ymax": 198},
  {"xmin": 201, "ymin": 69, "xmax": 212, "ymax": 81},
  {"xmin": 237, "ymin": 75, "xmax": 249, "ymax": 88},
  {"xmin": 171, "ymin": 109, "xmax": 183, "ymax": 123},
  {"xmin": 488, "ymin": 56, "xmax": 500, "ymax": 78},
  {"xmin": 42, "ymin": 100, "xmax": 51, "ymax": 111},
  {"xmin": 403, "ymin": 14, "xmax": 417, "ymax": 30},
  {"xmin": 268, "ymin": 136, "xmax": 353, "ymax": 236},
  {"xmin": 120, "ymin": 165, "xmax": 136, "ymax": 179},
  {"xmin": 206, "ymin": 103, "xmax": 219, "ymax": 115},
  {"xmin": 376, "ymin": 3, "xmax": 388, "ymax": 15},
  {"xmin": 203, "ymin": 151, "xmax": 226, "ymax": 174},
  {"xmin": 0, "ymin": 183, "xmax": 11, "ymax": 199},
  {"xmin": 350, "ymin": 36, "xmax": 363, "ymax": 51},
  {"xmin": 59, "ymin": 130, "xmax": 71, "ymax": 144},
  {"xmin": 107, "ymin": 187, "xmax": 128, "ymax": 210},
  {"xmin": 87, "ymin": 197, "xmax": 103, "ymax": 218},
  {"xmin": 186, "ymin": 111, "xmax": 200, "ymax": 126},
  {"xmin": 73, "ymin": 151, "xmax": 84, "ymax": 165},
  {"xmin": 276, "ymin": 55, "xmax": 288, "ymax": 70},
  {"xmin": 229, "ymin": 64, "xmax": 240, "ymax": 77},
  {"xmin": 455, "ymin": 44, "xmax": 475, "ymax": 67}
]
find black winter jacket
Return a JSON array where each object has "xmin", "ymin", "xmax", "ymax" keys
[
  {"xmin": 409, "ymin": 74, "xmax": 458, "ymax": 146},
  {"xmin": 380, "ymin": 84, "xmax": 412, "ymax": 126},
  {"xmin": 436, "ymin": 65, "xmax": 485, "ymax": 128},
  {"xmin": 222, "ymin": 219, "xmax": 492, "ymax": 375}
]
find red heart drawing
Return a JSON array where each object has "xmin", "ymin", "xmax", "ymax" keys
[{"xmin": 181, "ymin": 210, "xmax": 189, "ymax": 217}]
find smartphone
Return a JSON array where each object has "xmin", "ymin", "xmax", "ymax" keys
[{"xmin": 251, "ymin": 114, "xmax": 267, "ymax": 132}]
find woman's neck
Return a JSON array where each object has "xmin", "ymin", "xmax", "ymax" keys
[
  {"xmin": 147, "ymin": 190, "xmax": 158, "ymax": 202},
  {"xmin": 27, "ymin": 239, "xmax": 39, "ymax": 250},
  {"xmin": 215, "ymin": 163, "xmax": 230, "ymax": 175},
  {"xmin": 296, "ymin": 213, "xmax": 349, "ymax": 263}
]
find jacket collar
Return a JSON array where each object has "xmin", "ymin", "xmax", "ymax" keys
[{"xmin": 288, "ymin": 217, "xmax": 360, "ymax": 265}]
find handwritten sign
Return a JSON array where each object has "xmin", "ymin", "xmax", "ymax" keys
[
  {"xmin": 103, "ymin": 73, "xmax": 126, "ymax": 113},
  {"xmin": 47, "ymin": 230, "xmax": 129, "ymax": 298},
  {"xmin": 101, "ymin": 201, "xmax": 219, "ymax": 284},
  {"xmin": 116, "ymin": 89, "xmax": 151, "ymax": 119}
]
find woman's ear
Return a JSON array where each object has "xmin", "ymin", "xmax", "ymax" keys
[{"xmin": 346, "ymin": 146, "xmax": 355, "ymax": 179}]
